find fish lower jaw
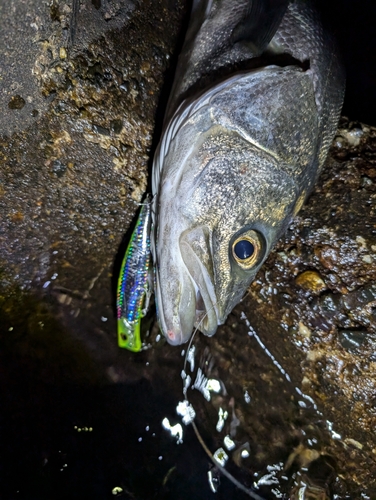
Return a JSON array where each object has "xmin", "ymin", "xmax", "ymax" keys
[
  {"xmin": 154, "ymin": 261, "xmax": 218, "ymax": 344},
  {"xmin": 161, "ymin": 289, "xmax": 218, "ymax": 345},
  {"xmin": 192, "ymin": 288, "xmax": 218, "ymax": 338}
]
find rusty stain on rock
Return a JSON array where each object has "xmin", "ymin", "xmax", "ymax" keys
[{"xmin": 295, "ymin": 270, "xmax": 327, "ymax": 294}]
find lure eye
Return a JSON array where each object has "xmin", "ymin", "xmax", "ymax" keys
[{"xmin": 231, "ymin": 230, "xmax": 262, "ymax": 269}]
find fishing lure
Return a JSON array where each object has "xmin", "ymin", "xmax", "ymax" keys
[{"xmin": 116, "ymin": 195, "xmax": 152, "ymax": 352}]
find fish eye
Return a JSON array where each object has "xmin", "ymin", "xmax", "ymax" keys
[{"xmin": 231, "ymin": 230, "xmax": 262, "ymax": 269}]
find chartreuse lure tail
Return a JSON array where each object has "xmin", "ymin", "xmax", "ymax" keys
[{"xmin": 117, "ymin": 196, "xmax": 152, "ymax": 352}]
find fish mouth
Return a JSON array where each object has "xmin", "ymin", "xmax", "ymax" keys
[
  {"xmin": 154, "ymin": 264, "xmax": 196, "ymax": 346},
  {"xmin": 154, "ymin": 226, "xmax": 218, "ymax": 345},
  {"xmin": 179, "ymin": 226, "xmax": 218, "ymax": 338},
  {"xmin": 193, "ymin": 284, "xmax": 218, "ymax": 336}
]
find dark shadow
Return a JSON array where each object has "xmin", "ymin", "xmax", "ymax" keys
[
  {"xmin": 316, "ymin": 0, "xmax": 376, "ymax": 124},
  {"xmin": 0, "ymin": 289, "xmax": 252, "ymax": 499}
]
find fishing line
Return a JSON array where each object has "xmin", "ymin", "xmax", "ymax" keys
[
  {"xmin": 181, "ymin": 303, "xmax": 266, "ymax": 500},
  {"xmin": 191, "ymin": 420, "xmax": 265, "ymax": 500}
]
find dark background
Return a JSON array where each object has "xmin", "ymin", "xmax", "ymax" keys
[{"xmin": 318, "ymin": 0, "xmax": 376, "ymax": 124}]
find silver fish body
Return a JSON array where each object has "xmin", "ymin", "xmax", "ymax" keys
[{"xmin": 151, "ymin": 0, "xmax": 345, "ymax": 345}]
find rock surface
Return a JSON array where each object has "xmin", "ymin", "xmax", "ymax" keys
[
  {"xmin": 0, "ymin": 0, "xmax": 187, "ymax": 377},
  {"xmin": 218, "ymin": 119, "xmax": 376, "ymax": 496}
]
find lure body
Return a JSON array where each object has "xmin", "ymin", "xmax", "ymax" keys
[{"xmin": 117, "ymin": 197, "xmax": 152, "ymax": 351}]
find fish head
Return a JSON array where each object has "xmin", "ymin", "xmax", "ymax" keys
[{"xmin": 153, "ymin": 125, "xmax": 299, "ymax": 345}]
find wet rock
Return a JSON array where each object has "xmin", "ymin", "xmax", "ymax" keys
[
  {"xmin": 339, "ymin": 329, "xmax": 368, "ymax": 353},
  {"xmin": 0, "ymin": 3, "xmax": 192, "ymax": 497},
  {"xmin": 51, "ymin": 159, "xmax": 67, "ymax": 177},
  {"xmin": 295, "ymin": 270, "xmax": 327, "ymax": 294},
  {"xmin": 298, "ymin": 321, "xmax": 312, "ymax": 339},
  {"xmin": 244, "ymin": 117, "xmax": 376, "ymax": 496},
  {"xmin": 0, "ymin": 0, "xmax": 188, "ymax": 368},
  {"xmin": 339, "ymin": 128, "xmax": 364, "ymax": 147}
]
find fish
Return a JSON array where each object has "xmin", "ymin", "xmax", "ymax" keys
[
  {"xmin": 117, "ymin": 195, "xmax": 152, "ymax": 352},
  {"xmin": 151, "ymin": 0, "xmax": 345, "ymax": 345}
]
